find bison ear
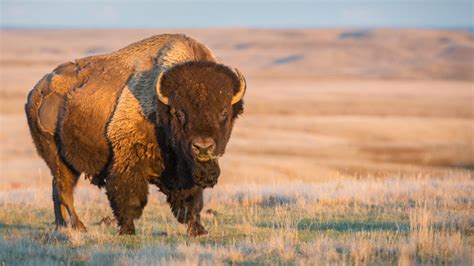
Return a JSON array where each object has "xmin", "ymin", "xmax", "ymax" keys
[
  {"xmin": 231, "ymin": 68, "xmax": 246, "ymax": 105},
  {"xmin": 156, "ymin": 71, "xmax": 170, "ymax": 106}
]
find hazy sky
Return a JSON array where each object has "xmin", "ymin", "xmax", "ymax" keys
[{"xmin": 1, "ymin": 0, "xmax": 473, "ymax": 29}]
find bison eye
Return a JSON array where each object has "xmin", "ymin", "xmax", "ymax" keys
[
  {"xmin": 172, "ymin": 109, "xmax": 186, "ymax": 125},
  {"xmin": 220, "ymin": 110, "xmax": 228, "ymax": 123}
]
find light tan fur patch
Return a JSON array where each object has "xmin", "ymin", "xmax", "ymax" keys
[{"xmin": 107, "ymin": 86, "xmax": 164, "ymax": 179}]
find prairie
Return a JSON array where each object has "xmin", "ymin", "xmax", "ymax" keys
[
  {"xmin": 1, "ymin": 175, "xmax": 472, "ymax": 264},
  {"xmin": 0, "ymin": 29, "xmax": 473, "ymax": 264}
]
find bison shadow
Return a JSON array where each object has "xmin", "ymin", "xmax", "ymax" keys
[
  {"xmin": 296, "ymin": 219, "xmax": 409, "ymax": 232},
  {"xmin": 257, "ymin": 219, "xmax": 409, "ymax": 232}
]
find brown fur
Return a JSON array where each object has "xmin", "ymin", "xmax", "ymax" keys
[{"xmin": 25, "ymin": 34, "xmax": 245, "ymax": 235}]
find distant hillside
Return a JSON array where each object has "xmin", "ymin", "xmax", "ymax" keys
[{"xmin": 1, "ymin": 28, "xmax": 473, "ymax": 80}]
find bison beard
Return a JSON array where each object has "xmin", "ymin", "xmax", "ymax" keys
[
  {"xmin": 171, "ymin": 137, "xmax": 221, "ymax": 189},
  {"xmin": 192, "ymin": 160, "xmax": 220, "ymax": 188}
]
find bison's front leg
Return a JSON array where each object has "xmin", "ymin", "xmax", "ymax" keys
[
  {"xmin": 167, "ymin": 186, "xmax": 207, "ymax": 236},
  {"xmin": 105, "ymin": 169, "xmax": 149, "ymax": 235}
]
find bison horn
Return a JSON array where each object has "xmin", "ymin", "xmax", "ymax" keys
[
  {"xmin": 155, "ymin": 71, "xmax": 169, "ymax": 106},
  {"xmin": 231, "ymin": 68, "xmax": 246, "ymax": 105}
]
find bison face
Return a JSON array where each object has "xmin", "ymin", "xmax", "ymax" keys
[{"xmin": 156, "ymin": 61, "xmax": 245, "ymax": 188}]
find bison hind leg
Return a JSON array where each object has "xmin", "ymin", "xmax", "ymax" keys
[
  {"xmin": 25, "ymin": 72, "xmax": 86, "ymax": 232},
  {"xmin": 52, "ymin": 161, "xmax": 87, "ymax": 232},
  {"xmin": 40, "ymin": 144, "xmax": 86, "ymax": 232}
]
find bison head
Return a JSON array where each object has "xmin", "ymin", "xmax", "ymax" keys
[{"xmin": 155, "ymin": 61, "xmax": 245, "ymax": 188}]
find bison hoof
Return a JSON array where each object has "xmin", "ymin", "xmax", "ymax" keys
[
  {"xmin": 54, "ymin": 224, "xmax": 67, "ymax": 231},
  {"xmin": 72, "ymin": 221, "xmax": 87, "ymax": 232},
  {"xmin": 187, "ymin": 222, "xmax": 208, "ymax": 237},
  {"xmin": 119, "ymin": 226, "xmax": 136, "ymax": 235}
]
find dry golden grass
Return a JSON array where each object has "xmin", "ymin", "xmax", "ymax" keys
[
  {"xmin": 1, "ymin": 173, "xmax": 472, "ymax": 264},
  {"xmin": 0, "ymin": 29, "xmax": 473, "ymax": 264}
]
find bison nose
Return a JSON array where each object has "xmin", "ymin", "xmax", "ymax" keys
[{"xmin": 191, "ymin": 137, "xmax": 216, "ymax": 157}]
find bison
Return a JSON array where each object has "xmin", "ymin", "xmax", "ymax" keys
[{"xmin": 25, "ymin": 34, "xmax": 246, "ymax": 235}]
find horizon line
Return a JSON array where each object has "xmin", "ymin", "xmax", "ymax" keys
[{"xmin": 1, "ymin": 25, "xmax": 473, "ymax": 31}]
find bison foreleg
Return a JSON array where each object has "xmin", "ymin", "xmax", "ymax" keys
[
  {"xmin": 105, "ymin": 169, "xmax": 149, "ymax": 235},
  {"xmin": 166, "ymin": 186, "xmax": 207, "ymax": 236}
]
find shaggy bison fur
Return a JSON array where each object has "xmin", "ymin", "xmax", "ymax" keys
[{"xmin": 25, "ymin": 34, "xmax": 246, "ymax": 235}]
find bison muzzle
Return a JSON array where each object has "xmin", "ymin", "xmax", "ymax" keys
[{"xmin": 25, "ymin": 34, "xmax": 246, "ymax": 236}]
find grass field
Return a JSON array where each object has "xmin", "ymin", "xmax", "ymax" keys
[
  {"xmin": 1, "ymin": 29, "xmax": 473, "ymax": 264},
  {"xmin": 2, "ymin": 173, "xmax": 472, "ymax": 264}
]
